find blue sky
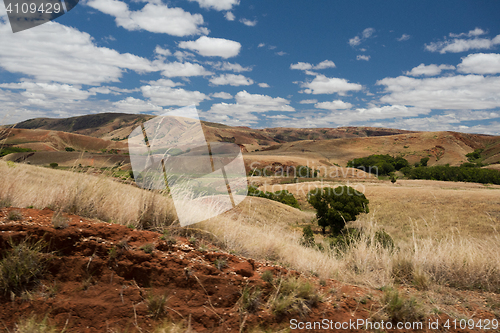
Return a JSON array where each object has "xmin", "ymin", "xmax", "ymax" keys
[{"xmin": 1, "ymin": 0, "xmax": 500, "ymax": 134}]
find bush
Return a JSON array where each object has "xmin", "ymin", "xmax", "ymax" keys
[
  {"xmin": 382, "ymin": 287, "xmax": 425, "ymax": 322},
  {"xmin": 300, "ymin": 225, "xmax": 315, "ymax": 247},
  {"xmin": 13, "ymin": 315, "xmax": 58, "ymax": 333},
  {"xmin": 248, "ymin": 186, "xmax": 300, "ymax": 209},
  {"xmin": 49, "ymin": 163, "xmax": 58, "ymax": 169},
  {"xmin": 64, "ymin": 147, "xmax": 75, "ymax": 152},
  {"xmin": 347, "ymin": 155, "xmax": 409, "ymax": 176},
  {"xmin": 466, "ymin": 148, "xmax": 483, "ymax": 162},
  {"xmin": 0, "ymin": 147, "xmax": 34, "ymax": 158},
  {"xmin": 0, "ymin": 238, "xmax": 49, "ymax": 295},
  {"xmin": 238, "ymin": 286, "xmax": 262, "ymax": 313},
  {"xmin": 405, "ymin": 165, "xmax": 500, "ymax": 185},
  {"xmin": 146, "ymin": 292, "xmax": 168, "ymax": 320},
  {"xmin": 420, "ymin": 157, "xmax": 430, "ymax": 167},
  {"xmin": 269, "ymin": 276, "xmax": 321, "ymax": 318},
  {"xmin": 307, "ymin": 186, "xmax": 369, "ymax": 235}
]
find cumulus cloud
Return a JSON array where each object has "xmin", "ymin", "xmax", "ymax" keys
[
  {"xmin": 405, "ymin": 63, "xmax": 455, "ymax": 76},
  {"xmin": 209, "ymin": 90, "xmax": 294, "ymax": 114},
  {"xmin": 155, "ymin": 46, "xmax": 172, "ymax": 57},
  {"xmin": 86, "ymin": 0, "xmax": 209, "ymax": 36},
  {"xmin": 159, "ymin": 62, "xmax": 213, "ymax": 77},
  {"xmin": 349, "ymin": 28, "xmax": 375, "ymax": 47},
  {"xmin": 457, "ymin": 53, "xmax": 500, "ymax": 74},
  {"xmin": 113, "ymin": 97, "xmax": 164, "ymax": 113},
  {"xmin": 356, "ymin": 55, "xmax": 370, "ymax": 61},
  {"xmin": 299, "ymin": 99, "xmax": 317, "ymax": 104},
  {"xmin": 300, "ymin": 75, "xmax": 363, "ymax": 95},
  {"xmin": 209, "ymin": 74, "xmax": 254, "ymax": 86},
  {"xmin": 0, "ymin": 21, "xmax": 155, "ymax": 85},
  {"xmin": 240, "ymin": 18, "xmax": 257, "ymax": 26},
  {"xmin": 209, "ymin": 61, "xmax": 252, "ymax": 72},
  {"xmin": 224, "ymin": 11, "xmax": 235, "ymax": 21},
  {"xmin": 257, "ymin": 43, "xmax": 265, "ymax": 48},
  {"xmin": 377, "ymin": 74, "xmax": 500, "ymax": 110},
  {"xmin": 178, "ymin": 36, "xmax": 241, "ymax": 58},
  {"xmin": 188, "ymin": 0, "xmax": 240, "ymax": 11},
  {"xmin": 258, "ymin": 83, "xmax": 270, "ymax": 88},
  {"xmin": 211, "ymin": 92, "xmax": 233, "ymax": 99},
  {"xmin": 397, "ymin": 34, "xmax": 410, "ymax": 42},
  {"xmin": 315, "ymin": 100, "xmax": 353, "ymax": 110},
  {"xmin": 140, "ymin": 85, "xmax": 209, "ymax": 106},
  {"xmin": 290, "ymin": 60, "xmax": 336, "ymax": 71},
  {"xmin": 425, "ymin": 29, "xmax": 500, "ymax": 54}
]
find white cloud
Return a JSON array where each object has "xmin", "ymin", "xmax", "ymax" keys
[
  {"xmin": 113, "ymin": 97, "xmax": 164, "ymax": 113},
  {"xmin": 0, "ymin": 82, "xmax": 93, "ymax": 103},
  {"xmin": 0, "ymin": 21, "xmax": 155, "ymax": 85},
  {"xmin": 299, "ymin": 99, "xmax": 317, "ymax": 104},
  {"xmin": 348, "ymin": 36, "xmax": 361, "ymax": 47},
  {"xmin": 405, "ymin": 63, "xmax": 455, "ymax": 76},
  {"xmin": 290, "ymin": 62, "xmax": 313, "ymax": 70},
  {"xmin": 240, "ymin": 18, "xmax": 257, "ymax": 27},
  {"xmin": 211, "ymin": 92, "xmax": 233, "ymax": 99},
  {"xmin": 449, "ymin": 27, "xmax": 487, "ymax": 38},
  {"xmin": 178, "ymin": 36, "xmax": 241, "ymax": 58},
  {"xmin": 210, "ymin": 61, "xmax": 252, "ymax": 72},
  {"xmin": 155, "ymin": 46, "xmax": 172, "ymax": 57},
  {"xmin": 145, "ymin": 79, "xmax": 184, "ymax": 87},
  {"xmin": 397, "ymin": 34, "xmax": 410, "ymax": 42},
  {"xmin": 315, "ymin": 100, "xmax": 353, "ymax": 110},
  {"xmin": 209, "ymin": 74, "xmax": 253, "ymax": 86},
  {"xmin": 224, "ymin": 11, "xmax": 235, "ymax": 21},
  {"xmin": 209, "ymin": 90, "xmax": 294, "ymax": 114},
  {"xmin": 300, "ymin": 75, "xmax": 363, "ymax": 95},
  {"xmin": 314, "ymin": 60, "xmax": 336, "ymax": 69},
  {"xmin": 377, "ymin": 74, "xmax": 500, "ymax": 110},
  {"xmin": 356, "ymin": 55, "xmax": 370, "ymax": 61},
  {"xmin": 258, "ymin": 83, "xmax": 270, "ymax": 88},
  {"xmin": 291, "ymin": 60, "xmax": 336, "ymax": 71},
  {"xmin": 257, "ymin": 43, "xmax": 265, "ymax": 48},
  {"xmin": 275, "ymin": 51, "xmax": 287, "ymax": 56},
  {"xmin": 188, "ymin": 0, "xmax": 240, "ymax": 11},
  {"xmin": 457, "ymin": 53, "xmax": 500, "ymax": 74},
  {"xmin": 86, "ymin": 0, "xmax": 209, "ymax": 36},
  {"xmin": 425, "ymin": 30, "xmax": 500, "ymax": 54},
  {"xmin": 141, "ymin": 85, "xmax": 209, "ymax": 106},
  {"xmin": 362, "ymin": 28, "xmax": 375, "ymax": 38},
  {"xmin": 349, "ymin": 28, "xmax": 375, "ymax": 47},
  {"xmin": 173, "ymin": 50, "xmax": 197, "ymax": 62},
  {"xmin": 159, "ymin": 62, "xmax": 212, "ymax": 77}
]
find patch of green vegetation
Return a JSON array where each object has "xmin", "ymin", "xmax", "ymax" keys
[
  {"xmin": 307, "ymin": 186, "xmax": 369, "ymax": 235},
  {"xmin": 403, "ymin": 165, "xmax": 500, "ymax": 185},
  {"xmin": 269, "ymin": 276, "xmax": 322, "ymax": 318},
  {"xmin": 248, "ymin": 186, "xmax": 300, "ymax": 209},
  {"xmin": 382, "ymin": 287, "xmax": 425, "ymax": 322},
  {"xmin": 347, "ymin": 154, "xmax": 409, "ymax": 176},
  {"xmin": 0, "ymin": 147, "xmax": 34, "ymax": 157},
  {"xmin": 0, "ymin": 238, "xmax": 50, "ymax": 296}
]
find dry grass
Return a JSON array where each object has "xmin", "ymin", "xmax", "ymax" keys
[
  {"xmin": 0, "ymin": 161, "xmax": 176, "ymax": 230},
  {"xmin": 2, "ymin": 161, "xmax": 500, "ymax": 292}
]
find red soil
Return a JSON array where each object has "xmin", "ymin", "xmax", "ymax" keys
[{"xmin": 0, "ymin": 208, "xmax": 496, "ymax": 332}]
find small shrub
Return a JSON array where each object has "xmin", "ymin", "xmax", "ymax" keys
[
  {"xmin": 140, "ymin": 243, "xmax": 155, "ymax": 254},
  {"xmin": 49, "ymin": 163, "xmax": 58, "ymax": 169},
  {"xmin": 146, "ymin": 292, "xmax": 168, "ymax": 320},
  {"xmin": 117, "ymin": 239, "xmax": 129, "ymax": 250},
  {"xmin": 382, "ymin": 287, "xmax": 424, "ymax": 322},
  {"xmin": 261, "ymin": 270, "xmax": 273, "ymax": 284},
  {"xmin": 14, "ymin": 315, "xmax": 58, "ymax": 333},
  {"xmin": 214, "ymin": 258, "xmax": 227, "ymax": 270},
  {"xmin": 64, "ymin": 147, "xmax": 75, "ymax": 152},
  {"xmin": 0, "ymin": 198, "xmax": 12, "ymax": 208},
  {"xmin": 0, "ymin": 238, "xmax": 49, "ymax": 295},
  {"xmin": 269, "ymin": 276, "xmax": 321, "ymax": 317},
  {"xmin": 108, "ymin": 246, "xmax": 118, "ymax": 260},
  {"xmin": 300, "ymin": 225, "xmax": 315, "ymax": 247},
  {"xmin": 373, "ymin": 229, "xmax": 395, "ymax": 250},
  {"xmin": 391, "ymin": 257, "xmax": 414, "ymax": 285},
  {"xmin": 238, "ymin": 286, "xmax": 262, "ymax": 313},
  {"xmin": 412, "ymin": 268, "xmax": 430, "ymax": 291},
  {"xmin": 8, "ymin": 210, "xmax": 23, "ymax": 221},
  {"xmin": 51, "ymin": 211, "xmax": 69, "ymax": 229}
]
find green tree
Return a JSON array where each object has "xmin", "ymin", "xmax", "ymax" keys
[
  {"xmin": 307, "ymin": 186, "xmax": 369, "ymax": 235},
  {"xmin": 420, "ymin": 157, "xmax": 430, "ymax": 167},
  {"xmin": 49, "ymin": 163, "xmax": 58, "ymax": 168}
]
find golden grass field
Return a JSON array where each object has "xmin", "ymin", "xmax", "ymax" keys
[{"xmin": 2, "ymin": 160, "xmax": 500, "ymax": 295}]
